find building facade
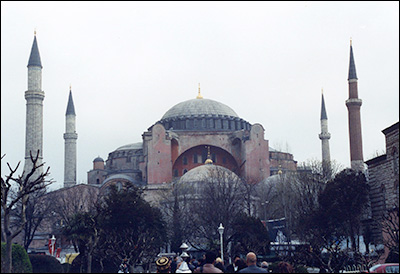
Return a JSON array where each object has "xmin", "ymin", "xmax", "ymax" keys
[
  {"xmin": 87, "ymin": 91, "xmax": 298, "ymax": 188},
  {"xmin": 365, "ymin": 122, "xmax": 399, "ymax": 246}
]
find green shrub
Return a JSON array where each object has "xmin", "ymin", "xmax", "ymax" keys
[
  {"xmin": 1, "ymin": 242, "xmax": 33, "ymax": 273},
  {"xmin": 28, "ymin": 254, "xmax": 63, "ymax": 273}
]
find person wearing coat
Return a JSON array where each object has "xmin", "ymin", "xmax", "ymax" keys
[{"xmin": 238, "ymin": 252, "xmax": 268, "ymax": 273}]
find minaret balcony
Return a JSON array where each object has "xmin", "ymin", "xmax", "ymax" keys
[
  {"xmin": 64, "ymin": 133, "xmax": 78, "ymax": 140},
  {"xmin": 25, "ymin": 90, "xmax": 45, "ymax": 100},
  {"xmin": 346, "ymin": 98, "xmax": 362, "ymax": 107},
  {"xmin": 319, "ymin": 132, "xmax": 331, "ymax": 140}
]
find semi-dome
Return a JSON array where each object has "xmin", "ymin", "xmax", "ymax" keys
[
  {"xmin": 162, "ymin": 98, "xmax": 239, "ymax": 120},
  {"xmin": 115, "ymin": 142, "xmax": 143, "ymax": 151},
  {"xmin": 156, "ymin": 97, "xmax": 251, "ymax": 131},
  {"xmin": 175, "ymin": 164, "xmax": 242, "ymax": 196},
  {"xmin": 179, "ymin": 164, "xmax": 240, "ymax": 184}
]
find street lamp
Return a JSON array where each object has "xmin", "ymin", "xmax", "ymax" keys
[
  {"xmin": 180, "ymin": 242, "xmax": 189, "ymax": 257},
  {"xmin": 261, "ymin": 201, "xmax": 269, "ymax": 221},
  {"xmin": 218, "ymin": 223, "xmax": 224, "ymax": 262}
]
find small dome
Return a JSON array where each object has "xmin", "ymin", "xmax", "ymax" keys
[
  {"xmin": 93, "ymin": 156, "xmax": 104, "ymax": 162},
  {"xmin": 161, "ymin": 98, "xmax": 239, "ymax": 120}
]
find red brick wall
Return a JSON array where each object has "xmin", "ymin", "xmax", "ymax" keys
[
  {"xmin": 172, "ymin": 145, "xmax": 239, "ymax": 177},
  {"xmin": 147, "ymin": 124, "xmax": 172, "ymax": 184}
]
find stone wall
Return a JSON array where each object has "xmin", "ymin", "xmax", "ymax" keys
[{"xmin": 365, "ymin": 122, "xmax": 399, "ymax": 245}]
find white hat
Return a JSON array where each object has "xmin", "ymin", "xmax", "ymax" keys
[
  {"xmin": 176, "ymin": 261, "xmax": 192, "ymax": 273},
  {"xmin": 181, "ymin": 251, "xmax": 190, "ymax": 258}
]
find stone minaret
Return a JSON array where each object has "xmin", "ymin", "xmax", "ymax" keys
[
  {"xmin": 64, "ymin": 87, "xmax": 78, "ymax": 187},
  {"xmin": 346, "ymin": 40, "xmax": 364, "ymax": 172},
  {"xmin": 319, "ymin": 90, "xmax": 331, "ymax": 177},
  {"xmin": 24, "ymin": 32, "xmax": 44, "ymax": 177}
]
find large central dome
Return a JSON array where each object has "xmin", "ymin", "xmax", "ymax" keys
[
  {"xmin": 155, "ymin": 95, "xmax": 251, "ymax": 131},
  {"xmin": 161, "ymin": 98, "xmax": 239, "ymax": 120}
]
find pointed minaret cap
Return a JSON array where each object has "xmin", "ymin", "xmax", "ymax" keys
[
  {"xmin": 348, "ymin": 38, "xmax": 357, "ymax": 80},
  {"xmin": 66, "ymin": 87, "xmax": 76, "ymax": 115},
  {"xmin": 27, "ymin": 31, "xmax": 42, "ymax": 68},
  {"xmin": 321, "ymin": 89, "xmax": 328, "ymax": 120}
]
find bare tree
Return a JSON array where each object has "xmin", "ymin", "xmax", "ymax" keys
[
  {"xmin": 1, "ymin": 151, "xmax": 53, "ymax": 273},
  {"xmin": 47, "ymin": 184, "xmax": 99, "ymax": 252},
  {"xmin": 12, "ymin": 188, "xmax": 53, "ymax": 251},
  {"xmin": 381, "ymin": 203, "xmax": 399, "ymax": 261},
  {"xmin": 160, "ymin": 166, "xmax": 252, "ymax": 260},
  {"xmin": 254, "ymin": 159, "xmax": 343, "ymax": 240}
]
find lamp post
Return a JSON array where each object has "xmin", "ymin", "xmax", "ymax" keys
[
  {"xmin": 261, "ymin": 201, "xmax": 269, "ymax": 221},
  {"xmin": 180, "ymin": 242, "xmax": 189, "ymax": 257},
  {"xmin": 218, "ymin": 223, "xmax": 224, "ymax": 262}
]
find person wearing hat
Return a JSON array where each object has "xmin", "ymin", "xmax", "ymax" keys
[
  {"xmin": 156, "ymin": 257, "xmax": 171, "ymax": 273},
  {"xmin": 176, "ymin": 260, "xmax": 192, "ymax": 273}
]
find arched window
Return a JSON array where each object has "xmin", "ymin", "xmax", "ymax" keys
[
  {"xmin": 183, "ymin": 169, "xmax": 188, "ymax": 174},
  {"xmin": 183, "ymin": 156, "xmax": 188, "ymax": 165},
  {"xmin": 193, "ymin": 154, "xmax": 198, "ymax": 164}
]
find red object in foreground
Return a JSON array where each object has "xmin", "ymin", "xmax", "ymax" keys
[
  {"xmin": 48, "ymin": 239, "xmax": 52, "ymax": 255},
  {"xmin": 369, "ymin": 263, "xmax": 399, "ymax": 273},
  {"xmin": 56, "ymin": 248, "xmax": 61, "ymax": 258}
]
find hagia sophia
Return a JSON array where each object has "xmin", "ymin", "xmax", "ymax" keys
[
  {"xmin": 86, "ymin": 85, "xmax": 297, "ymax": 190},
  {"xmin": 18, "ymin": 33, "xmax": 399, "ymax": 257}
]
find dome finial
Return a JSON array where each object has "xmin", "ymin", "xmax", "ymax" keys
[
  {"xmin": 204, "ymin": 145, "xmax": 213, "ymax": 164},
  {"xmin": 350, "ymin": 37, "xmax": 352, "ymax": 46},
  {"xmin": 34, "ymin": 28, "xmax": 36, "ymax": 36},
  {"xmin": 196, "ymin": 83, "xmax": 203, "ymax": 99}
]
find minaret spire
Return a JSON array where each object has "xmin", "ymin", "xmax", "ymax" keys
[
  {"xmin": 345, "ymin": 40, "xmax": 364, "ymax": 172},
  {"xmin": 348, "ymin": 38, "xmax": 357, "ymax": 81},
  {"xmin": 319, "ymin": 89, "xmax": 331, "ymax": 178},
  {"xmin": 64, "ymin": 86, "xmax": 78, "ymax": 187},
  {"xmin": 24, "ymin": 33, "xmax": 45, "ymax": 178},
  {"xmin": 28, "ymin": 31, "xmax": 42, "ymax": 68}
]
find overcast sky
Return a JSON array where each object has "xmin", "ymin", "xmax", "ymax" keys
[{"xmin": 1, "ymin": 1, "xmax": 399, "ymax": 190}]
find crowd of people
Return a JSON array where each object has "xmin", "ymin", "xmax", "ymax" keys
[{"xmin": 155, "ymin": 251, "xmax": 294, "ymax": 273}]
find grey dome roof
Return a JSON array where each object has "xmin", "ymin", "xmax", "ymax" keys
[
  {"xmin": 161, "ymin": 98, "xmax": 239, "ymax": 120},
  {"xmin": 179, "ymin": 164, "xmax": 239, "ymax": 184},
  {"xmin": 115, "ymin": 142, "xmax": 143, "ymax": 151},
  {"xmin": 93, "ymin": 156, "xmax": 104, "ymax": 162}
]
